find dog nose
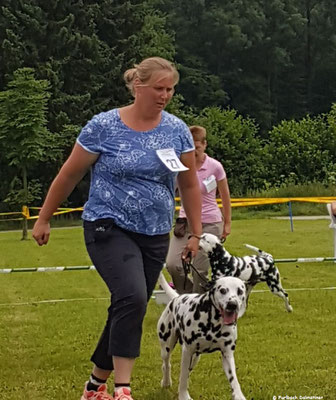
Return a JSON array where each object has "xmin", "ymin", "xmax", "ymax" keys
[{"xmin": 226, "ymin": 300, "xmax": 238, "ymax": 312}]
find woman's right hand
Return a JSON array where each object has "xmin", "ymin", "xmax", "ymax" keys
[{"xmin": 32, "ymin": 219, "xmax": 51, "ymax": 246}]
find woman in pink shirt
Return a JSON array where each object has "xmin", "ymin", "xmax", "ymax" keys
[{"xmin": 166, "ymin": 125, "xmax": 232, "ymax": 293}]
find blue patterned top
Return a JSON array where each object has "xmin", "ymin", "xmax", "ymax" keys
[{"xmin": 77, "ymin": 109, "xmax": 194, "ymax": 235}]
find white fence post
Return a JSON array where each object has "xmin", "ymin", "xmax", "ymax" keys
[{"xmin": 326, "ymin": 203, "xmax": 336, "ymax": 263}]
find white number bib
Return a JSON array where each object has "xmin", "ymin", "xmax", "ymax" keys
[
  {"xmin": 203, "ymin": 174, "xmax": 217, "ymax": 193},
  {"xmin": 156, "ymin": 148, "xmax": 189, "ymax": 172}
]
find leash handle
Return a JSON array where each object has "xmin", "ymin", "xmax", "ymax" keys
[
  {"xmin": 182, "ymin": 255, "xmax": 210, "ymax": 291},
  {"xmin": 182, "ymin": 255, "xmax": 192, "ymax": 290}
]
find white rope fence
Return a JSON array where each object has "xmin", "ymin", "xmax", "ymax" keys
[{"xmin": 2, "ymin": 254, "xmax": 336, "ymax": 274}]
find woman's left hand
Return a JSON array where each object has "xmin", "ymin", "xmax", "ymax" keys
[
  {"xmin": 181, "ymin": 236, "xmax": 200, "ymax": 261},
  {"xmin": 221, "ymin": 223, "xmax": 231, "ymax": 241}
]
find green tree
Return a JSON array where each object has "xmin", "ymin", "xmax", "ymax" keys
[
  {"xmin": 191, "ymin": 107, "xmax": 266, "ymax": 195},
  {"xmin": 0, "ymin": 68, "xmax": 61, "ymax": 239},
  {"xmin": 0, "ymin": 0, "xmax": 177, "ymax": 205},
  {"xmin": 264, "ymin": 105, "xmax": 336, "ymax": 187},
  {"xmin": 136, "ymin": 0, "xmax": 176, "ymax": 60}
]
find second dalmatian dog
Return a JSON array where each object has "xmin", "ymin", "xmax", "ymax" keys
[
  {"xmin": 157, "ymin": 272, "xmax": 247, "ymax": 400},
  {"xmin": 199, "ymin": 233, "xmax": 293, "ymax": 312}
]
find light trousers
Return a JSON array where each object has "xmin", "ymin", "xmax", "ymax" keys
[{"xmin": 165, "ymin": 221, "xmax": 223, "ymax": 294}]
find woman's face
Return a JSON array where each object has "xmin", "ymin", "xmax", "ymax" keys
[
  {"xmin": 135, "ymin": 71, "xmax": 176, "ymax": 111},
  {"xmin": 194, "ymin": 140, "xmax": 207, "ymax": 160}
]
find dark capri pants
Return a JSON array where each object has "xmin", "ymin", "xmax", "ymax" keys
[{"xmin": 83, "ymin": 218, "xmax": 170, "ymax": 370}]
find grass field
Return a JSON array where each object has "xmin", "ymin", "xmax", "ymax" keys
[{"xmin": 0, "ymin": 218, "xmax": 335, "ymax": 399}]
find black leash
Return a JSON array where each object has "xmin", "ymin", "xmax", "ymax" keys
[
  {"xmin": 182, "ymin": 254, "xmax": 212, "ymax": 291},
  {"xmin": 181, "ymin": 236, "xmax": 226, "ymax": 291}
]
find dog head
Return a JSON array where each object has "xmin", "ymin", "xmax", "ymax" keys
[
  {"xmin": 210, "ymin": 276, "xmax": 246, "ymax": 325},
  {"xmin": 199, "ymin": 233, "xmax": 222, "ymax": 254},
  {"xmin": 199, "ymin": 233, "xmax": 231, "ymax": 279}
]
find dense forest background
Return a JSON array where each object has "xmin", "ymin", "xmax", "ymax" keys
[{"xmin": 1, "ymin": 0, "xmax": 336, "ymax": 213}]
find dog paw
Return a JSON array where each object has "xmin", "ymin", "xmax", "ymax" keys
[
  {"xmin": 161, "ymin": 378, "xmax": 172, "ymax": 388},
  {"xmin": 178, "ymin": 395, "xmax": 193, "ymax": 400},
  {"xmin": 232, "ymin": 394, "xmax": 246, "ymax": 400}
]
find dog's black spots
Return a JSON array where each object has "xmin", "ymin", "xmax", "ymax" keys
[
  {"xmin": 184, "ymin": 330, "xmax": 202, "ymax": 345},
  {"xmin": 179, "ymin": 316, "xmax": 185, "ymax": 332},
  {"xmin": 229, "ymin": 376, "xmax": 234, "ymax": 383},
  {"xmin": 202, "ymin": 346, "xmax": 220, "ymax": 354},
  {"xmin": 231, "ymin": 345, "xmax": 236, "ymax": 351},
  {"xmin": 159, "ymin": 330, "xmax": 171, "ymax": 341},
  {"xmin": 157, "ymin": 272, "xmax": 247, "ymax": 400},
  {"xmin": 169, "ymin": 302, "xmax": 174, "ymax": 312},
  {"xmin": 198, "ymin": 322, "xmax": 208, "ymax": 335},
  {"xmin": 199, "ymin": 233, "xmax": 292, "ymax": 312},
  {"xmin": 160, "ymin": 323, "xmax": 165, "ymax": 332},
  {"xmin": 193, "ymin": 298, "xmax": 212, "ymax": 320}
]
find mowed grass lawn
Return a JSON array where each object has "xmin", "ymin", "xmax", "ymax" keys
[{"xmin": 0, "ymin": 218, "xmax": 335, "ymax": 399}]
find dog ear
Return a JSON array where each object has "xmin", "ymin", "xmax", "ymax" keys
[
  {"xmin": 238, "ymin": 283, "xmax": 247, "ymax": 319},
  {"xmin": 202, "ymin": 280, "xmax": 215, "ymax": 292},
  {"xmin": 238, "ymin": 300, "xmax": 246, "ymax": 319}
]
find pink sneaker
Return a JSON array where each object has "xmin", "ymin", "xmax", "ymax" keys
[
  {"xmin": 113, "ymin": 387, "xmax": 134, "ymax": 400},
  {"xmin": 81, "ymin": 382, "xmax": 114, "ymax": 400}
]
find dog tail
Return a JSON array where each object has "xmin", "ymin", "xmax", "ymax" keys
[
  {"xmin": 158, "ymin": 272, "xmax": 179, "ymax": 301},
  {"xmin": 245, "ymin": 243, "xmax": 265, "ymax": 255},
  {"xmin": 245, "ymin": 243, "xmax": 273, "ymax": 261}
]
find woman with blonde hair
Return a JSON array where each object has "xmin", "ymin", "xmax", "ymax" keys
[{"xmin": 32, "ymin": 56, "xmax": 202, "ymax": 400}]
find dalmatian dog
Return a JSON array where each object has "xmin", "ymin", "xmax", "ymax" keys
[
  {"xmin": 157, "ymin": 272, "xmax": 247, "ymax": 400},
  {"xmin": 199, "ymin": 233, "xmax": 293, "ymax": 312}
]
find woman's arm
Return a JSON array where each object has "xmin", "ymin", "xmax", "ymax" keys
[
  {"xmin": 217, "ymin": 178, "xmax": 232, "ymax": 239},
  {"xmin": 177, "ymin": 151, "xmax": 202, "ymax": 259},
  {"xmin": 32, "ymin": 143, "xmax": 99, "ymax": 246}
]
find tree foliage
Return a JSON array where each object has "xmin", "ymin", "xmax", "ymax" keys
[
  {"xmin": 0, "ymin": 68, "xmax": 61, "ymax": 205},
  {"xmin": 265, "ymin": 107, "xmax": 336, "ymax": 187},
  {"xmin": 191, "ymin": 107, "xmax": 266, "ymax": 194},
  {"xmin": 157, "ymin": 0, "xmax": 336, "ymax": 132},
  {"xmin": 1, "ymin": 0, "xmax": 336, "ymax": 210}
]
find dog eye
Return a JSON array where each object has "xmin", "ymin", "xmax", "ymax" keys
[
  {"xmin": 237, "ymin": 288, "xmax": 243, "ymax": 296},
  {"xmin": 220, "ymin": 288, "xmax": 228, "ymax": 295}
]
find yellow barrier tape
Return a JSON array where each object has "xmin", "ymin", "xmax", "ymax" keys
[
  {"xmin": 0, "ymin": 212, "xmax": 22, "ymax": 216},
  {"xmin": 22, "ymin": 205, "xmax": 30, "ymax": 219},
  {"xmin": 1, "ymin": 197, "xmax": 336, "ymax": 222},
  {"xmin": 0, "ymin": 218, "xmax": 24, "ymax": 221}
]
